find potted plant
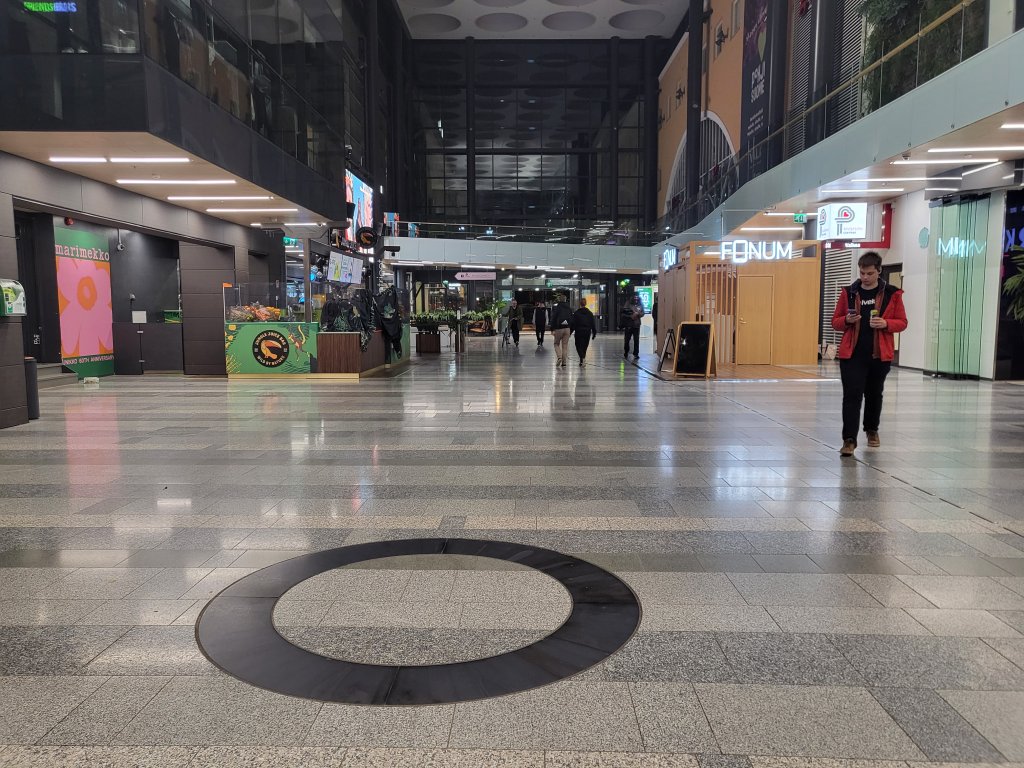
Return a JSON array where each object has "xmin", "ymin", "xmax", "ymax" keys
[{"xmin": 411, "ymin": 311, "xmax": 444, "ymax": 353}]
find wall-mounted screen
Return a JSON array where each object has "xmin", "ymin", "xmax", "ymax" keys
[
  {"xmin": 327, "ymin": 251, "xmax": 364, "ymax": 285},
  {"xmin": 346, "ymin": 170, "xmax": 374, "ymax": 244}
]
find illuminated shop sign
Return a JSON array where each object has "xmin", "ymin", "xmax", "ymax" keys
[
  {"xmin": 936, "ymin": 237, "xmax": 987, "ymax": 258},
  {"xmin": 23, "ymin": 1, "xmax": 78, "ymax": 10},
  {"xmin": 661, "ymin": 246, "xmax": 678, "ymax": 271},
  {"xmin": 720, "ymin": 240, "xmax": 794, "ymax": 264},
  {"xmin": 817, "ymin": 203, "xmax": 868, "ymax": 240}
]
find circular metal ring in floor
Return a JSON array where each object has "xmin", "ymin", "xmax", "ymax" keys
[{"xmin": 195, "ymin": 538, "xmax": 641, "ymax": 705}]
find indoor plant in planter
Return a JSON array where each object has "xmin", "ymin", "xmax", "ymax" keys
[{"xmin": 411, "ymin": 311, "xmax": 446, "ymax": 353}]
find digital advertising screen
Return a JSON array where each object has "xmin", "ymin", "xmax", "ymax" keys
[{"xmin": 345, "ymin": 170, "xmax": 374, "ymax": 243}]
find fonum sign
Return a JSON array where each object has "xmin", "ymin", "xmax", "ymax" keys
[{"xmin": 719, "ymin": 240, "xmax": 795, "ymax": 265}]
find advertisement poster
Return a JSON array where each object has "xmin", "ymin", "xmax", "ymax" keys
[
  {"xmin": 54, "ymin": 224, "xmax": 115, "ymax": 378},
  {"xmin": 225, "ymin": 322, "xmax": 319, "ymax": 374},
  {"xmin": 345, "ymin": 170, "xmax": 374, "ymax": 244},
  {"xmin": 740, "ymin": 0, "xmax": 771, "ymax": 158}
]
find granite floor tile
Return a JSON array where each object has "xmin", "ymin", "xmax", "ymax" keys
[
  {"xmin": 448, "ymin": 681, "xmax": 642, "ymax": 751},
  {"xmin": 0, "ymin": 626, "xmax": 128, "ymax": 674},
  {"xmin": 751, "ymin": 555, "xmax": 824, "ymax": 573},
  {"xmin": 75, "ymin": 599, "xmax": 196, "ymax": 626},
  {"xmin": 85, "ymin": 626, "xmax": 217, "ymax": 676},
  {"xmin": 868, "ymin": 688, "xmax": 1003, "ymax": 762},
  {"xmin": 37, "ymin": 676, "xmax": 172, "ymax": 745},
  {"xmin": 697, "ymin": 755, "xmax": 752, "ymax": 768},
  {"xmin": 896, "ymin": 576, "xmax": 1024, "ymax": 610},
  {"xmin": 621, "ymin": 573, "xmax": 748, "ymax": 606},
  {"xmin": 765, "ymin": 608, "xmax": 930, "ymax": 636},
  {"xmin": 640, "ymin": 605, "xmax": 780, "ymax": 633},
  {"xmin": 339, "ymin": 748, "xmax": 544, "ymax": 767},
  {"xmin": 847, "ymin": 576, "xmax": 936, "ymax": 608},
  {"xmin": 829, "ymin": 634, "xmax": 1024, "ymax": 689},
  {"xmin": 715, "ymin": 633, "xmax": 864, "ymax": 685},
  {"xmin": 188, "ymin": 746, "xmax": 345, "ymax": 768},
  {"xmin": 982, "ymin": 636, "xmax": 1024, "ymax": 669},
  {"xmin": 925, "ymin": 557, "xmax": 1016, "ymax": 577},
  {"xmin": 0, "ymin": 746, "xmax": 198, "ymax": 767},
  {"xmin": 694, "ymin": 683, "xmax": 925, "ymax": 759},
  {"xmin": 32, "ymin": 569, "xmax": 162, "ymax": 600},
  {"xmin": 603, "ymin": 632, "xmax": 734, "ymax": 683},
  {"xmin": 0, "ymin": 599, "xmax": 104, "ymax": 626},
  {"xmin": 111, "ymin": 677, "xmax": 322, "ymax": 746},
  {"xmin": 939, "ymin": 691, "xmax": 1024, "ymax": 760},
  {"xmin": 628, "ymin": 683, "xmax": 720, "ymax": 754},
  {"xmin": 904, "ymin": 609, "xmax": 1024, "ymax": 638},
  {"xmin": 807, "ymin": 556, "xmax": 918, "ymax": 575},
  {"xmin": 727, "ymin": 573, "xmax": 878, "ymax": 607},
  {"xmin": 305, "ymin": 705, "xmax": 454, "ymax": 749},
  {"xmin": 0, "ymin": 676, "xmax": 106, "ymax": 743}
]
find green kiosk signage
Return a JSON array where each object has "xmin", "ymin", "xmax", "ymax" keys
[{"xmin": 225, "ymin": 322, "xmax": 319, "ymax": 374}]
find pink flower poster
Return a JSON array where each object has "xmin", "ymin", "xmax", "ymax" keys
[{"xmin": 54, "ymin": 224, "xmax": 115, "ymax": 377}]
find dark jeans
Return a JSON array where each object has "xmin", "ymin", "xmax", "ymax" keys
[
  {"xmin": 840, "ymin": 356, "xmax": 892, "ymax": 441},
  {"xmin": 623, "ymin": 327, "xmax": 640, "ymax": 356},
  {"xmin": 535, "ymin": 323, "xmax": 546, "ymax": 343},
  {"xmin": 575, "ymin": 334, "xmax": 591, "ymax": 361},
  {"xmin": 510, "ymin": 321, "xmax": 520, "ymax": 345}
]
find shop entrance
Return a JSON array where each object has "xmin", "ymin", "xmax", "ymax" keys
[{"xmin": 736, "ymin": 275, "xmax": 774, "ymax": 364}]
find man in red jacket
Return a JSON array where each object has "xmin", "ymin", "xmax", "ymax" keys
[{"xmin": 831, "ymin": 252, "xmax": 908, "ymax": 457}]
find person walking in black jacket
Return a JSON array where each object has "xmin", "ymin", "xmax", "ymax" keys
[
  {"xmin": 533, "ymin": 301, "xmax": 548, "ymax": 346},
  {"xmin": 620, "ymin": 294, "xmax": 645, "ymax": 359},
  {"xmin": 549, "ymin": 295, "xmax": 573, "ymax": 367},
  {"xmin": 570, "ymin": 298, "xmax": 598, "ymax": 367}
]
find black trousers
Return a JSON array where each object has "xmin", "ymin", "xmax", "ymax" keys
[
  {"xmin": 535, "ymin": 323, "xmax": 546, "ymax": 343},
  {"xmin": 623, "ymin": 327, "xmax": 640, "ymax": 356},
  {"xmin": 510, "ymin": 321, "xmax": 520, "ymax": 345},
  {"xmin": 839, "ymin": 356, "xmax": 892, "ymax": 441},
  {"xmin": 575, "ymin": 334, "xmax": 591, "ymax": 361}
]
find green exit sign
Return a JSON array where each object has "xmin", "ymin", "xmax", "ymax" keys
[
  {"xmin": 794, "ymin": 213, "xmax": 807, "ymax": 224},
  {"xmin": 282, "ymin": 236, "xmax": 299, "ymax": 246}
]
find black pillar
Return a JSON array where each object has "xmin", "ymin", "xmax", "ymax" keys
[
  {"xmin": 0, "ymin": 193, "xmax": 27, "ymax": 428},
  {"xmin": 466, "ymin": 38, "xmax": 476, "ymax": 225},
  {"xmin": 805, "ymin": 0, "xmax": 837, "ymax": 148},
  {"xmin": 366, "ymin": 0, "xmax": 381, "ymax": 219},
  {"xmin": 609, "ymin": 37, "xmax": 620, "ymax": 221},
  {"xmin": 642, "ymin": 36, "xmax": 659, "ymax": 230}
]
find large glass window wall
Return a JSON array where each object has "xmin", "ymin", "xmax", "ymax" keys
[
  {"xmin": 410, "ymin": 40, "xmax": 652, "ymax": 231},
  {"xmin": 3, "ymin": 0, "xmax": 351, "ymax": 184}
]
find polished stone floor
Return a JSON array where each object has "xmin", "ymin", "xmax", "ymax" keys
[{"xmin": 1, "ymin": 336, "xmax": 1023, "ymax": 767}]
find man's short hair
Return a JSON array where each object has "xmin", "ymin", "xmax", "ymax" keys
[
  {"xmin": 579, "ymin": 298, "xmax": 587, "ymax": 308},
  {"xmin": 858, "ymin": 251, "xmax": 883, "ymax": 270}
]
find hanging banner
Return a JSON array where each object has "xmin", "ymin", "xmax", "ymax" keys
[
  {"xmin": 740, "ymin": 0, "xmax": 772, "ymax": 157},
  {"xmin": 53, "ymin": 224, "xmax": 115, "ymax": 378}
]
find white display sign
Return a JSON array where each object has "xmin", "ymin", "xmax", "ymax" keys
[
  {"xmin": 455, "ymin": 271, "xmax": 496, "ymax": 281},
  {"xmin": 719, "ymin": 240, "xmax": 794, "ymax": 265},
  {"xmin": 817, "ymin": 203, "xmax": 868, "ymax": 240},
  {"xmin": 662, "ymin": 246, "xmax": 679, "ymax": 271}
]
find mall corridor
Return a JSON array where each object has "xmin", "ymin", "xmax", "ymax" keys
[{"xmin": 0, "ymin": 337, "xmax": 1022, "ymax": 766}]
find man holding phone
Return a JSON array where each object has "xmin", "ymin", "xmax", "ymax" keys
[{"xmin": 831, "ymin": 252, "xmax": 908, "ymax": 457}]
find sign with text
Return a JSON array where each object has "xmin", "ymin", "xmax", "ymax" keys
[
  {"xmin": 740, "ymin": 0, "xmax": 772, "ymax": 158},
  {"xmin": 719, "ymin": 240, "xmax": 794, "ymax": 265},
  {"xmin": 53, "ymin": 224, "xmax": 114, "ymax": 378},
  {"xmin": 662, "ymin": 246, "xmax": 679, "ymax": 271},
  {"xmin": 817, "ymin": 203, "xmax": 868, "ymax": 240},
  {"xmin": 455, "ymin": 271, "xmax": 496, "ymax": 281}
]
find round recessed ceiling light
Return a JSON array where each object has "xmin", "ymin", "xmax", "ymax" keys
[
  {"xmin": 405, "ymin": 0, "xmax": 454, "ymax": 7},
  {"xmin": 609, "ymin": 9, "xmax": 664, "ymax": 30},
  {"xmin": 476, "ymin": 12, "xmax": 528, "ymax": 31},
  {"xmin": 408, "ymin": 12, "xmax": 461, "ymax": 34},
  {"xmin": 474, "ymin": 0, "xmax": 525, "ymax": 7},
  {"xmin": 542, "ymin": 11, "xmax": 596, "ymax": 30}
]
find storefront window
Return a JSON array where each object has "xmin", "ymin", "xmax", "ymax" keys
[{"xmin": 926, "ymin": 196, "xmax": 990, "ymax": 377}]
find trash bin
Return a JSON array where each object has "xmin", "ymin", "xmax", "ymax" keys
[{"xmin": 24, "ymin": 357, "xmax": 39, "ymax": 420}]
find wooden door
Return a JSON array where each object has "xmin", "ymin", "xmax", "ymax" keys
[{"xmin": 736, "ymin": 275, "xmax": 774, "ymax": 364}]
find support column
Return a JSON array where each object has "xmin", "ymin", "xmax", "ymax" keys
[
  {"xmin": 0, "ymin": 193, "xmax": 28, "ymax": 428},
  {"xmin": 609, "ymin": 37, "xmax": 620, "ymax": 221},
  {"xmin": 466, "ymin": 37, "xmax": 476, "ymax": 225},
  {"xmin": 684, "ymin": 0, "xmax": 704, "ymax": 222},
  {"xmin": 642, "ymin": 35, "xmax": 659, "ymax": 230},
  {"xmin": 179, "ymin": 243, "xmax": 233, "ymax": 376}
]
